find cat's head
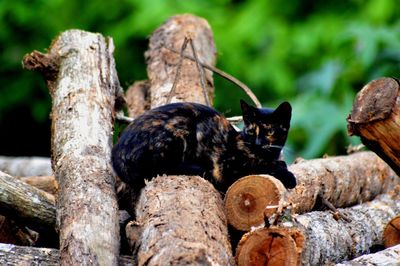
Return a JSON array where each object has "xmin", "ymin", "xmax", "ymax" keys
[{"xmin": 240, "ymin": 99, "xmax": 292, "ymax": 156}]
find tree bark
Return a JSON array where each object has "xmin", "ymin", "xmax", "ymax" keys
[
  {"xmin": 145, "ymin": 14, "xmax": 216, "ymax": 107},
  {"xmin": 0, "ymin": 215, "xmax": 39, "ymax": 246},
  {"xmin": 335, "ymin": 244, "xmax": 400, "ymax": 266},
  {"xmin": 24, "ymin": 29, "xmax": 120, "ymax": 265},
  {"xmin": 125, "ymin": 80, "xmax": 150, "ymax": 118},
  {"xmin": 0, "ymin": 170, "xmax": 55, "ymax": 231},
  {"xmin": 124, "ymin": 14, "xmax": 234, "ymax": 265},
  {"xmin": 0, "ymin": 243, "xmax": 135, "ymax": 266},
  {"xmin": 347, "ymin": 77, "xmax": 400, "ymax": 176},
  {"xmin": 224, "ymin": 151, "xmax": 398, "ymax": 231},
  {"xmin": 288, "ymin": 151, "xmax": 398, "ymax": 214},
  {"xmin": 235, "ymin": 191, "xmax": 400, "ymax": 265},
  {"xmin": 0, "ymin": 156, "xmax": 52, "ymax": 176},
  {"xmin": 132, "ymin": 175, "xmax": 233, "ymax": 266}
]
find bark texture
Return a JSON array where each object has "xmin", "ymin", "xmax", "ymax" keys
[
  {"xmin": 0, "ymin": 243, "xmax": 135, "ymax": 266},
  {"xmin": 288, "ymin": 151, "xmax": 398, "ymax": 214},
  {"xmin": 133, "ymin": 175, "xmax": 233, "ymax": 266},
  {"xmin": 145, "ymin": 14, "xmax": 216, "ymax": 107},
  {"xmin": 0, "ymin": 170, "xmax": 55, "ymax": 230},
  {"xmin": 224, "ymin": 152, "xmax": 398, "ymax": 231},
  {"xmin": 0, "ymin": 156, "xmax": 52, "ymax": 176},
  {"xmin": 295, "ymin": 192, "xmax": 400, "ymax": 265},
  {"xmin": 24, "ymin": 29, "xmax": 120, "ymax": 265},
  {"xmin": 335, "ymin": 244, "xmax": 400, "ymax": 266},
  {"xmin": 348, "ymin": 77, "xmax": 400, "ymax": 176},
  {"xmin": 125, "ymin": 80, "xmax": 150, "ymax": 118},
  {"xmin": 235, "ymin": 191, "xmax": 400, "ymax": 265}
]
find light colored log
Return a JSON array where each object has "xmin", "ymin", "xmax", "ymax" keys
[
  {"xmin": 235, "ymin": 191, "xmax": 400, "ymax": 265},
  {"xmin": 133, "ymin": 175, "xmax": 233, "ymax": 265},
  {"xmin": 0, "ymin": 243, "xmax": 135, "ymax": 265},
  {"xmin": 24, "ymin": 29, "xmax": 120, "ymax": 265},
  {"xmin": 335, "ymin": 244, "xmax": 400, "ymax": 266},
  {"xmin": 224, "ymin": 152, "xmax": 398, "ymax": 231},
  {"xmin": 0, "ymin": 156, "xmax": 52, "ymax": 176},
  {"xmin": 146, "ymin": 14, "xmax": 216, "ymax": 107},
  {"xmin": 0, "ymin": 170, "xmax": 55, "ymax": 230}
]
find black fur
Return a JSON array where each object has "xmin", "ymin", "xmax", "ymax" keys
[{"xmin": 112, "ymin": 100, "xmax": 296, "ymax": 195}]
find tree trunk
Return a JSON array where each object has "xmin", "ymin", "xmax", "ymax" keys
[
  {"xmin": 347, "ymin": 77, "xmax": 400, "ymax": 176},
  {"xmin": 132, "ymin": 175, "xmax": 233, "ymax": 265},
  {"xmin": 235, "ymin": 191, "xmax": 400, "ymax": 265},
  {"xmin": 0, "ymin": 243, "xmax": 135, "ymax": 266},
  {"xmin": 146, "ymin": 14, "xmax": 216, "ymax": 107},
  {"xmin": 335, "ymin": 244, "xmax": 400, "ymax": 266},
  {"xmin": 24, "ymin": 29, "xmax": 120, "ymax": 265},
  {"xmin": 124, "ymin": 14, "xmax": 234, "ymax": 265},
  {"xmin": 224, "ymin": 151, "xmax": 398, "ymax": 231},
  {"xmin": 125, "ymin": 80, "xmax": 150, "ymax": 118},
  {"xmin": 0, "ymin": 156, "xmax": 52, "ymax": 176}
]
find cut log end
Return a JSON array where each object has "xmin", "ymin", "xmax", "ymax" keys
[
  {"xmin": 347, "ymin": 77, "xmax": 400, "ymax": 176},
  {"xmin": 383, "ymin": 215, "xmax": 400, "ymax": 248},
  {"xmin": 236, "ymin": 227, "xmax": 304, "ymax": 266},
  {"xmin": 224, "ymin": 175, "xmax": 286, "ymax": 231}
]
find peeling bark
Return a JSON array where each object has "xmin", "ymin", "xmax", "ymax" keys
[
  {"xmin": 134, "ymin": 175, "xmax": 233, "ymax": 266},
  {"xmin": 24, "ymin": 29, "xmax": 120, "ymax": 265},
  {"xmin": 145, "ymin": 14, "xmax": 216, "ymax": 107}
]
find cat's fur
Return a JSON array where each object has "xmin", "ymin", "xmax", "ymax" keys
[{"xmin": 112, "ymin": 100, "xmax": 296, "ymax": 194}]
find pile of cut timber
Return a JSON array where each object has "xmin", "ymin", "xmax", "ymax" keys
[{"xmin": 0, "ymin": 14, "xmax": 399, "ymax": 266}]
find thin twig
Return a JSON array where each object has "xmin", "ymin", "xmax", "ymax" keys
[
  {"xmin": 318, "ymin": 192, "xmax": 352, "ymax": 223},
  {"xmin": 188, "ymin": 37, "xmax": 210, "ymax": 106},
  {"xmin": 167, "ymin": 37, "xmax": 190, "ymax": 104},
  {"xmin": 164, "ymin": 45, "xmax": 262, "ymax": 108}
]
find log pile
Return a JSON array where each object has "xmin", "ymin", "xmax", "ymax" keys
[{"xmin": 0, "ymin": 14, "xmax": 399, "ymax": 265}]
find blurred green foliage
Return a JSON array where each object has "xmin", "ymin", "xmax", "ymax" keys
[{"xmin": 1, "ymin": 0, "xmax": 399, "ymax": 159}]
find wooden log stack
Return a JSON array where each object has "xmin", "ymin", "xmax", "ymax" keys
[{"xmin": 0, "ymin": 14, "xmax": 399, "ymax": 265}]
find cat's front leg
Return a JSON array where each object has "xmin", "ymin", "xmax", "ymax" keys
[{"xmin": 262, "ymin": 160, "xmax": 297, "ymax": 189}]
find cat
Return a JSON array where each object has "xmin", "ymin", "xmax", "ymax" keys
[{"xmin": 112, "ymin": 100, "xmax": 296, "ymax": 196}]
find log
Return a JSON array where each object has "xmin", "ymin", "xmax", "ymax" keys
[
  {"xmin": 133, "ymin": 175, "xmax": 233, "ymax": 265},
  {"xmin": 124, "ymin": 14, "xmax": 234, "ymax": 264},
  {"xmin": 24, "ymin": 30, "xmax": 120, "ymax": 265},
  {"xmin": 383, "ymin": 215, "xmax": 400, "ymax": 248},
  {"xmin": 145, "ymin": 14, "xmax": 216, "ymax": 107},
  {"xmin": 0, "ymin": 156, "xmax": 52, "ymax": 176},
  {"xmin": 20, "ymin": 175, "xmax": 58, "ymax": 195},
  {"xmin": 224, "ymin": 175, "xmax": 287, "ymax": 231},
  {"xmin": 224, "ymin": 151, "xmax": 398, "ymax": 231},
  {"xmin": 347, "ymin": 77, "xmax": 400, "ymax": 176},
  {"xmin": 125, "ymin": 80, "xmax": 150, "ymax": 118},
  {"xmin": 236, "ymin": 227, "xmax": 304, "ymax": 266},
  {"xmin": 0, "ymin": 170, "xmax": 55, "ymax": 230},
  {"xmin": 0, "ymin": 243, "xmax": 135, "ymax": 265},
  {"xmin": 235, "ymin": 191, "xmax": 400, "ymax": 265},
  {"xmin": 335, "ymin": 244, "xmax": 400, "ymax": 266}
]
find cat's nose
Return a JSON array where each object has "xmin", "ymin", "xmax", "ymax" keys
[{"xmin": 255, "ymin": 137, "xmax": 262, "ymax": 146}]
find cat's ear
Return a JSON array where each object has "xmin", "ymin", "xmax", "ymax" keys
[
  {"xmin": 240, "ymin": 99, "xmax": 257, "ymax": 122},
  {"xmin": 274, "ymin": 101, "xmax": 292, "ymax": 122}
]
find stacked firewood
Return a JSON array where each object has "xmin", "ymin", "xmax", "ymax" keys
[{"xmin": 0, "ymin": 14, "xmax": 399, "ymax": 265}]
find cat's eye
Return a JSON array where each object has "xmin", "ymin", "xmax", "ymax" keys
[{"xmin": 267, "ymin": 129, "xmax": 275, "ymax": 136}]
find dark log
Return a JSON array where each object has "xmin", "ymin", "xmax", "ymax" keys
[{"xmin": 348, "ymin": 77, "xmax": 400, "ymax": 176}]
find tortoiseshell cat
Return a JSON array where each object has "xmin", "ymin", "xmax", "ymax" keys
[{"xmin": 112, "ymin": 100, "xmax": 296, "ymax": 196}]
